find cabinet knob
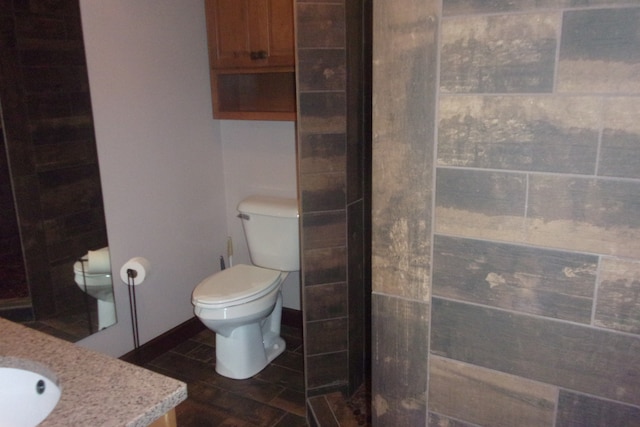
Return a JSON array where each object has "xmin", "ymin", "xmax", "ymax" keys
[{"xmin": 250, "ymin": 50, "xmax": 268, "ymax": 60}]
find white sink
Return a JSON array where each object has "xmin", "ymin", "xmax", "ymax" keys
[{"xmin": 0, "ymin": 359, "xmax": 61, "ymax": 427}]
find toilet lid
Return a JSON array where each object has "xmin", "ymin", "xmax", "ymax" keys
[{"xmin": 193, "ymin": 264, "xmax": 281, "ymax": 306}]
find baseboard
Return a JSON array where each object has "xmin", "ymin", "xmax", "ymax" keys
[
  {"xmin": 120, "ymin": 317, "xmax": 205, "ymax": 366},
  {"xmin": 120, "ymin": 309, "xmax": 302, "ymax": 367}
]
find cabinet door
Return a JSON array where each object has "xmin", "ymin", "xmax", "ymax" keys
[
  {"xmin": 263, "ymin": 0, "xmax": 294, "ymax": 66},
  {"xmin": 206, "ymin": 0, "xmax": 294, "ymax": 69}
]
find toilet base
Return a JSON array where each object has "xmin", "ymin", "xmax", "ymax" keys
[
  {"xmin": 97, "ymin": 299, "xmax": 116, "ymax": 330},
  {"xmin": 215, "ymin": 326, "xmax": 286, "ymax": 380},
  {"xmin": 212, "ymin": 291, "xmax": 286, "ymax": 380}
]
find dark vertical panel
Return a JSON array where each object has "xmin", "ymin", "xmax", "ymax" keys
[
  {"xmin": 372, "ymin": 294, "xmax": 429, "ymax": 425},
  {"xmin": 371, "ymin": 0, "xmax": 437, "ymax": 300},
  {"xmin": 347, "ymin": 199, "xmax": 364, "ymax": 394}
]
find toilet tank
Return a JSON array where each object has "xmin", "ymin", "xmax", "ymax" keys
[{"xmin": 237, "ymin": 195, "xmax": 300, "ymax": 271}]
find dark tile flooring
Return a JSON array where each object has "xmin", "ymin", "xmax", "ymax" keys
[
  {"xmin": 143, "ymin": 325, "xmax": 308, "ymax": 427},
  {"xmin": 308, "ymin": 384, "xmax": 371, "ymax": 427}
]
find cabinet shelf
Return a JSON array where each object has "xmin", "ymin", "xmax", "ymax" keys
[{"xmin": 211, "ymin": 68, "xmax": 296, "ymax": 121}]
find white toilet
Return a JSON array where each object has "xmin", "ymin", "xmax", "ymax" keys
[
  {"xmin": 73, "ymin": 247, "xmax": 116, "ymax": 330},
  {"xmin": 192, "ymin": 195, "xmax": 299, "ymax": 380}
]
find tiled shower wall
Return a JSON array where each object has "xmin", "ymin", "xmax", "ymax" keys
[
  {"xmin": 373, "ymin": 1, "xmax": 640, "ymax": 426},
  {"xmin": 0, "ymin": 0, "xmax": 106, "ymax": 320},
  {"xmin": 296, "ymin": 0, "xmax": 371, "ymax": 400}
]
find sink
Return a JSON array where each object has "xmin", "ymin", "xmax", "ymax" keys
[{"xmin": 0, "ymin": 358, "xmax": 61, "ymax": 427}]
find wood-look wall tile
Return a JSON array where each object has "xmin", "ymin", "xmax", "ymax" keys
[
  {"xmin": 0, "ymin": 15, "xmax": 15, "ymax": 48},
  {"xmin": 372, "ymin": 293, "xmax": 429, "ymax": 426},
  {"xmin": 300, "ymin": 172, "xmax": 346, "ymax": 213},
  {"xmin": 304, "ymin": 282, "xmax": 347, "ymax": 321},
  {"xmin": 45, "ymin": 222, "xmax": 106, "ymax": 264},
  {"xmin": 558, "ymin": 8, "xmax": 640, "ymax": 93},
  {"xmin": 25, "ymin": 92, "xmax": 92, "ymax": 119},
  {"xmin": 526, "ymin": 176, "xmax": 640, "ymax": 258},
  {"xmin": 303, "ymin": 246, "xmax": 346, "ymax": 286},
  {"xmin": 297, "ymin": 48, "xmax": 346, "ymax": 92},
  {"xmin": 372, "ymin": 0, "xmax": 437, "ymax": 301},
  {"xmin": 302, "ymin": 211, "xmax": 346, "ymax": 250},
  {"xmin": 429, "ymin": 356, "xmax": 557, "ymax": 427},
  {"xmin": 30, "ymin": 116, "xmax": 94, "ymax": 146},
  {"xmin": 305, "ymin": 318, "xmax": 348, "ymax": 355},
  {"xmin": 43, "ymin": 208, "xmax": 106, "ymax": 247},
  {"xmin": 38, "ymin": 165, "xmax": 102, "ymax": 220},
  {"xmin": 26, "ymin": 93, "xmax": 69, "ymax": 119},
  {"xmin": 599, "ymin": 97, "xmax": 640, "ymax": 179},
  {"xmin": 306, "ymin": 351, "xmax": 349, "ymax": 391},
  {"xmin": 372, "ymin": 204, "xmax": 431, "ymax": 300},
  {"xmin": 431, "ymin": 297, "xmax": 640, "ymax": 406},
  {"xmin": 15, "ymin": 15, "xmax": 67, "ymax": 40},
  {"xmin": 556, "ymin": 390, "xmax": 640, "ymax": 427},
  {"xmin": 443, "ymin": 0, "xmax": 631, "ymax": 16},
  {"xmin": 21, "ymin": 65, "xmax": 89, "ymax": 93},
  {"xmin": 435, "ymin": 168, "xmax": 527, "ymax": 242},
  {"xmin": 298, "ymin": 92, "xmax": 346, "ymax": 134},
  {"xmin": 19, "ymin": 41, "xmax": 87, "ymax": 67},
  {"xmin": 299, "ymin": 133, "xmax": 346, "ymax": 174},
  {"xmin": 0, "ymin": 0, "xmax": 13, "ymax": 12},
  {"xmin": 441, "ymin": 13, "xmax": 557, "ymax": 93},
  {"xmin": 428, "ymin": 412, "xmax": 478, "ymax": 427},
  {"xmin": 594, "ymin": 258, "xmax": 640, "ymax": 335},
  {"xmin": 296, "ymin": 3, "xmax": 345, "ymax": 49},
  {"xmin": 438, "ymin": 96, "xmax": 600, "ymax": 174},
  {"xmin": 433, "ymin": 235, "xmax": 597, "ymax": 323},
  {"xmin": 34, "ymin": 140, "xmax": 96, "ymax": 171},
  {"xmin": 26, "ymin": 0, "xmax": 81, "ymax": 17}
]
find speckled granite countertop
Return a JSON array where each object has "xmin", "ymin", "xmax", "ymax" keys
[{"xmin": 0, "ymin": 318, "xmax": 187, "ymax": 427}]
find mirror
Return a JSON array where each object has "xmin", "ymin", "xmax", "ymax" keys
[{"xmin": 0, "ymin": 0, "xmax": 116, "ymax": 342}]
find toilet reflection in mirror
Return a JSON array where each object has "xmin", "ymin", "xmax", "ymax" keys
[{"xmin": 73, "ymin": 247, "xmax": 116, "ymax": 331}]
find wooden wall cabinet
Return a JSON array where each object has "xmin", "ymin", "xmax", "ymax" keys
[{"xmin": 205, "ymin": 0, "xmax": 296, "ymax": 121}]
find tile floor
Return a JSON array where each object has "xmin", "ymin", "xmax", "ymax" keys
[
  {"xmin": 308, "ymin": 384, "xmax": 371, "ymax": 427},
  {"xmin": 143, "ymin": 324, "xmax": 308, "ymax": 427}
]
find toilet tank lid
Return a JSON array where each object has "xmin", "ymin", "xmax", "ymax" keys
[{"xmin": 237, "ymin": 195, "xmax": 298, "ymax": 218}]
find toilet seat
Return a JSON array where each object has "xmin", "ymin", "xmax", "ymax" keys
[{"xmin": 192, "ymin": 264, "xmax": 282, "ymax": 308}]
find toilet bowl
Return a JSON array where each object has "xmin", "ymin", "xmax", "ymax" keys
[
  {"xmin": 192, "ymin": 195, "xmax": 299, "ymax": 380},
  {"xmin": 193, "ymin": 264, "xmax": 288, "ymax": 379},
  {"xmin": 73, "ymin": 247, "xmax": 116, "ymax": 330},
  {"xmin": 73, "ymin": 263, "xmax": 114, "ymax": 301}
]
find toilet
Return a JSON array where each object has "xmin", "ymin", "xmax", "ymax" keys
[
  {"xmin": 192, "ymin": 195, "xmax": 299, "ymax": 380},
  {"xmin": 73, "ymin": 247, "xmax": 116, "ymax": 330}
]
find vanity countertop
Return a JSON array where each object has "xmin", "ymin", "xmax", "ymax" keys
[{"xmin": 0, "ymin": 318, "xmax": 187, "ymax": 427}]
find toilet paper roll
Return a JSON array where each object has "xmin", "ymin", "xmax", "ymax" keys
[
  {"xmin": 85, "ymin": 247, "xmax": 111, "ymax": 274},
  {"xmin": 120, "ymin": 257, "xmax": 151, "ymax": 286}
]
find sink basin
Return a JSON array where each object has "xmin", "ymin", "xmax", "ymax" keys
[{"xmin": 0, "ymin": 359, "xmax": 61, "ymax": 427}]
